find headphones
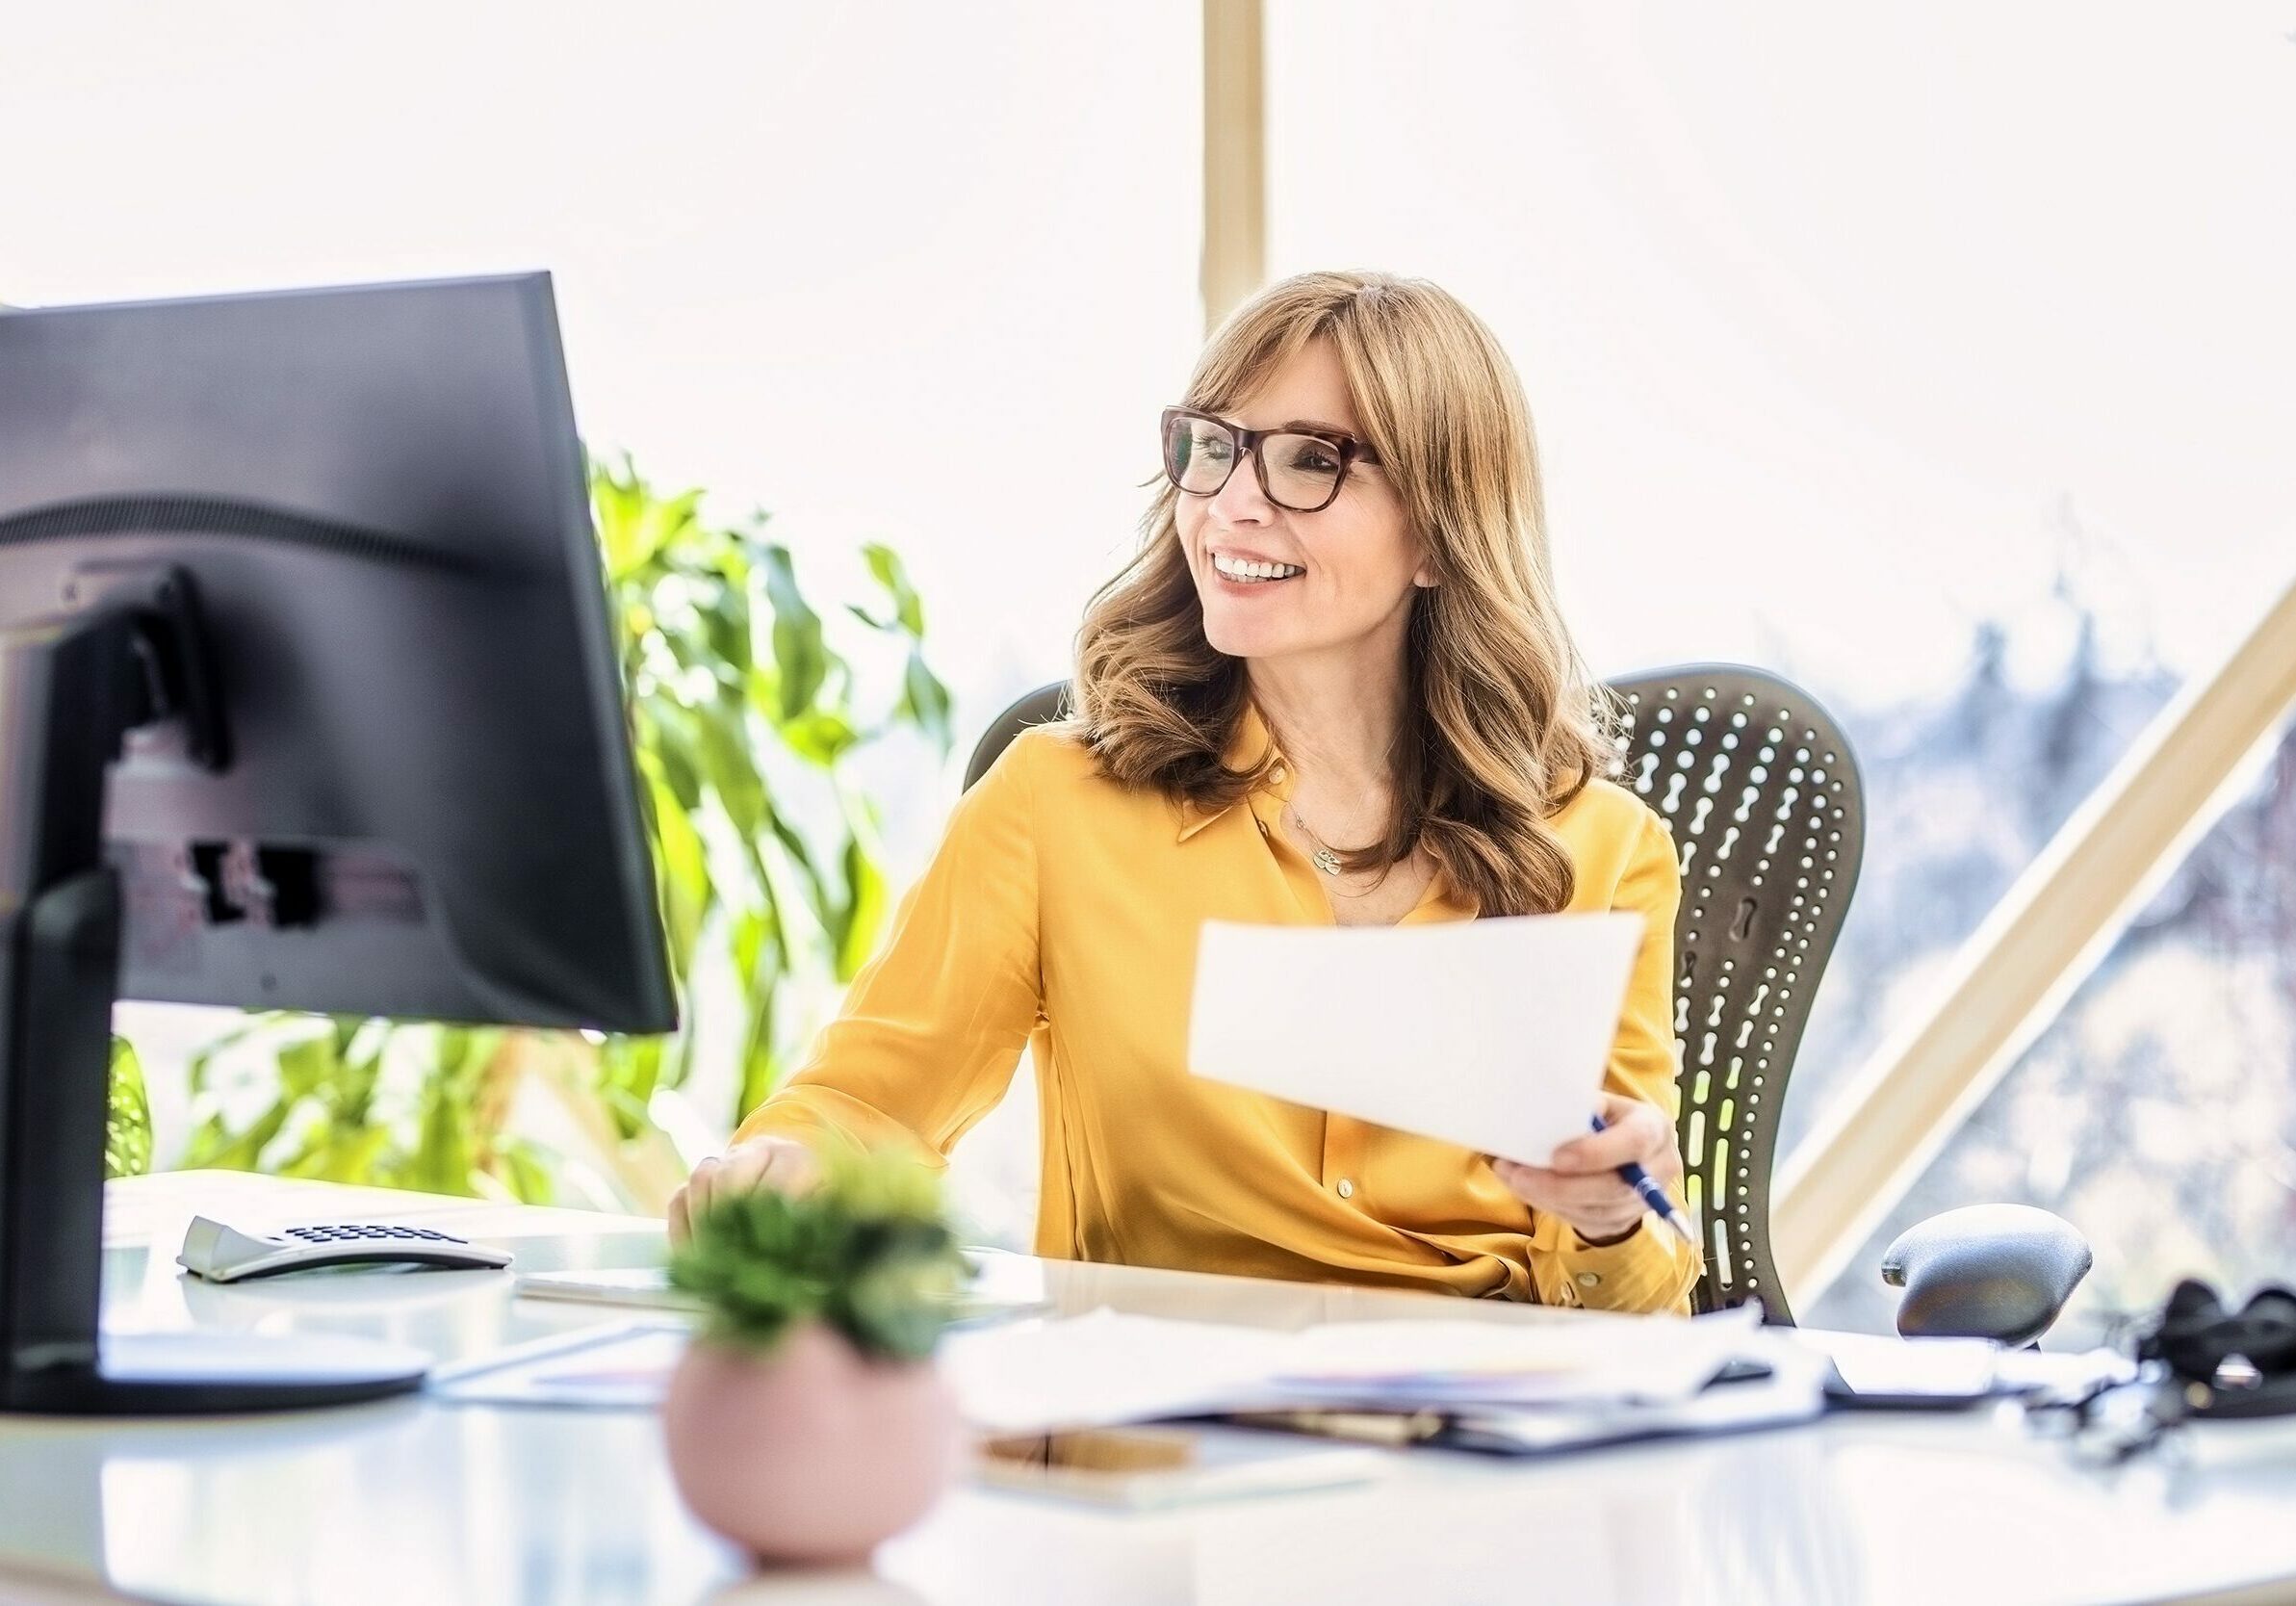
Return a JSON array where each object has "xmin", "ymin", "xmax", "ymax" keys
[{"xmin": 2135, "ymin": 1278, "xmax": 2296, "ymax": 1419}]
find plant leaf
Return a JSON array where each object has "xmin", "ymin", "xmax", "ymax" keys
[
  {"xmin": 897, "ymin": 649, "xmax": 955, "ymax": 752},
  {"xmin": 863, "ymin": 543, "xmax": 927, "ymax": 637},
  {"xmin": 759, "ymin": 544, "xmax": 831, "ymax": 721},
  {"xmin": 105, "ymin": 1037, "xmax": 152, "ymax": 1179}
]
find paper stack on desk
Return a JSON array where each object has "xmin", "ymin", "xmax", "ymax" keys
[
  {"xmin": 1256, "ymin": 1308, "xmax": 1755, "ymax": 1412},
  {"xmin": 937, "ymin": 1303, "xmax": 1764, "ymax": 1435},
  {"xmin": 1186, "ymin": 912, "xmax": 1646, "ymax": 1166}
]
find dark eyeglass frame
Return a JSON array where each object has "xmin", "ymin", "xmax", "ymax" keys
[{"xmin": 1159, "ymin": 405, "xmax": 1381, "ymax": 514}]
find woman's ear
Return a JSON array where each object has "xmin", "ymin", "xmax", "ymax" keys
[{"xmin": 1411, "ymin": 532, "xmax": 1439, "ymax": 589}]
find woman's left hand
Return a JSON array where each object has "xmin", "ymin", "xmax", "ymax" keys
[{"xmin": 1491, "ymin": 1091, "xmax": 1682, "ymax": 1246}]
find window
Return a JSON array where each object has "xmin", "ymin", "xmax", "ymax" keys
[{"xmin": 1266, "ymin": 3, "xmax": 2295, "ymax": 1308}]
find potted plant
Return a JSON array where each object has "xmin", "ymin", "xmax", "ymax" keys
[{"xmin": 662, "ymin": 1145, "xmax": 970, "ymax": 1565}]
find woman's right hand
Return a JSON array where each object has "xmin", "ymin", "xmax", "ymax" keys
[{"xmin": 665, "ymin": 1134, "xmax": 820, "ymax": 1247}]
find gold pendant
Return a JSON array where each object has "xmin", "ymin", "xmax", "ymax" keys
[{"xmin": 1312, "ymin": 846, "xmax": 1343, "ymax": 876}]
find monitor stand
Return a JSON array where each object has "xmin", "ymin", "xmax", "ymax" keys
[{"xmin": 0, "ymin": 567, "xmax": 427, "ymax": 1414}]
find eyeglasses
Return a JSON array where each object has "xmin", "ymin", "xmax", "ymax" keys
[{"xmin": 1160, "ymin": 406, "xmax": 1380, "ymax": 514}]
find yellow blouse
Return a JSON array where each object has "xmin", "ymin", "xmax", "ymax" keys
[{"xmin": 736, "ymin": 703, "xmax": 1700, "ymax": 1315}]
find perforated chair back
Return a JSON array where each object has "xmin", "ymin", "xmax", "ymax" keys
[
  {"xmin": 963, "ymin": 665, "xmax": 1865, "ymax": 1322},
  {"xmin": 1603, "ymin": 666, "xmax": 1863, "ymax": 1321}
]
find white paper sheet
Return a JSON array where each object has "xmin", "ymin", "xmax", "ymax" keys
[
  {"xmin": 1187, "ymin": 911, "xmax": 1646, "ymax": 1166},
  {"xmin": 940, "ymin": 1309, "xmax": 1290, "ymax": 1433},
  {"xmin": 938, "ymin": 1304, "xmax": 1759, "ymax": 1434},
  {"xmin": 1791, "ymin": 1328, "xmax": 1999, "ymax": 1398}
]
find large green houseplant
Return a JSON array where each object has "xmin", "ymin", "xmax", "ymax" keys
[{"xmin": 110, "ymin": 456, "xmax": 951, "ymax": 1206}]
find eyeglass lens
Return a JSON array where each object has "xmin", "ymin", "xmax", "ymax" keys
[{"xmin": 1164, "ymin": 416, "xmax": 1346, "ymax": 511}]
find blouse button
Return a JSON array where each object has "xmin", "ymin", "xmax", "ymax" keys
[
  {"xmin": 1335, "ymin": 1179, "xmax": 1355, "ymax": 1200},
  {"xmin": 1271, "ymin": 764, "xmax": 1287, "ymax": 784},
  {"xmin": 1576, "ymin": 1271, "xmax": 1602, "ymax": 1289}
]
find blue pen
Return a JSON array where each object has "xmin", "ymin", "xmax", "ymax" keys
[{"xmin": 1587, "ymin": 1113, "xmax": 1700, "ymax": 1247}]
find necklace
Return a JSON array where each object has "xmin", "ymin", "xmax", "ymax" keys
[{"xmin": 1284, "ymin": 804, "xmax": 1354, "ymax": 878}]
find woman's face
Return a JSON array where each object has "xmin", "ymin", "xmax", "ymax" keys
[{"xmin": 1176, "ymin": 337, "xmax": 1432, "ymax": 667}]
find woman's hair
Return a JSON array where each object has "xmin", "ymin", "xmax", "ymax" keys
[{"xmin": 1071, "ymin": 269, "xmax": 1619, "ymax": 918}]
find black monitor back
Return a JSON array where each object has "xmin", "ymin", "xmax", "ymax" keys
[{"xmin": 0, "ymin": 272, "xmax": 674, "ymax": 1032}]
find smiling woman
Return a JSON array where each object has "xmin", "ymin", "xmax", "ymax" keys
[
  {"xmin": 1081, "ymin": 272, "xmax": 1604, "ymax": 920},
  {"xmin": 678, "ymin": 270, "xmax": 1699, "ymax": 1313}
]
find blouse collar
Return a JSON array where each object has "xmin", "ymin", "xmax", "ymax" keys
[{"xmin": 1174, "ymin": 700, "xmax": 1294, "ymax": 842}]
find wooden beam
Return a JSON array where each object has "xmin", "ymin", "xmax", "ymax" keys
[
  {"xmin": 1775, "ymin": 570, "xmax": 2296, "ymax": 1306},
  {"xmin": 1200, "ymin": 0, "xmax": 1265, "ymax": 335}
]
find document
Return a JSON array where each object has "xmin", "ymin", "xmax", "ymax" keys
[
  {"xmin": 1439, "ymin": 1328, "xmax": 1831, "ymax": 1457},
  {"xmin": 1188, "ymin": 911, "xmax": 1645, "ymax": 1166},
  {"xmin": 431, "ymin": 1303, "xmax": 1769, "ymax": 1434},
  {"xmin": 937, "ymin": 1304, "xmax": 1755, "ymax": 1434},
  {"xmin": 1793, "ymin": 1328, "xmax": 1999, "ymax": 1400},
  {"xmin": 941, "ymin": 1309, "xmax": 1288, "ymax": 1434},
  {"xmin": 1259, "ymin": 1305, "xmax": 1756, "ymax": 1411}
]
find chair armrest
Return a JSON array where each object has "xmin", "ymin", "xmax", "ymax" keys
[{"xmin": 1881, "ymin": 1204, "xmax": 2094, "ymax": 1346}]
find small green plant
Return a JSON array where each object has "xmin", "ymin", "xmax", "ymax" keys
[{"xmin": 668, "ymin": 1146, "xmax": 968, "ymax": 1363}]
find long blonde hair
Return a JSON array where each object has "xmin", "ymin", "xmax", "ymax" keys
[{"xmin": 1072, "ymin": 270, "xmax": 1617, "ymax": 917}]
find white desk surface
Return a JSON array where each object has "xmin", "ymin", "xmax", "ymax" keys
[{"xmin": 3, "ymin": 1173, "xmax": 2294, "ymax": 1606}]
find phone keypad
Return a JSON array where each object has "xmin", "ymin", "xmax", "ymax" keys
[{"xmin": 285, "ymin": 1224, "xmax": 468, "ymax": 1244}]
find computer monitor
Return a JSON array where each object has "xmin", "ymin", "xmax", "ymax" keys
[{"xmin": 0, "ymin": 272, "xmax": 677, "ymax": 1413}]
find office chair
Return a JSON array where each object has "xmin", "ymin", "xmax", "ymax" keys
[{"xmin": 965, "ymin": 666, "xmax": 2094, "ymax": 1343}]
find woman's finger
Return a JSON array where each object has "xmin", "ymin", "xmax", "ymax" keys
[
  {"xmin": 1487, "ymin": 1167, "xmax": 1653, "ymax": 1240},
  {"xmin": 680, "ymin": 1140, "xmax": 820, "ymax": 1224},
  {"xmin": 670, "ymin": 1138, "xmax": 824, "ymax": 1250},
  {"xmin": 1549, "ymin": 1100, "xmax": 1669, "ymax": 1175},
  {"xmin": 684, "ymin": 1155, "xmax": 721, "ymax": 1223},
  {"xmin": 1547, "ymin": 1128, "xmax": 1638, "ymax": 1174},
  {"xmin": 1494, "ymin": 1161, "xmax": 1641, "ymax": 1215},
  {"xmin": 1496, "ymin": 1172, "xmax": 1641, "ymax": 1238},
  {"xmin": 1512, "ymin": 1172, "xmax": 1640, "ymax": 1215}
]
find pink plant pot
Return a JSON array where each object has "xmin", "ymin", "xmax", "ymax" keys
[{"xmin": 662, "ymin": 1322, "xmax": 962, "ymax": 1567}]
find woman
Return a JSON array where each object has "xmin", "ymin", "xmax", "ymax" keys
[{"xmin": 671, "ymin": 270, "xmax": 1698, "ymax": 1314}]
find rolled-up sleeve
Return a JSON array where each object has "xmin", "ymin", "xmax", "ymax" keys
[{"xmin": 733, "ymin": 731, "xmax": 1043, "ymax": 1167}]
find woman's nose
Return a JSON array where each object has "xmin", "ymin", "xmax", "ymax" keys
[{"xmin": 1205, "ymin": 447, "xmax": 1276, "ymax": 525}]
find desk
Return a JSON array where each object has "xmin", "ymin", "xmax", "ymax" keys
[{"xmin": 3, "ymin": 1174, "xmax": 2294, "ymax": 1606}]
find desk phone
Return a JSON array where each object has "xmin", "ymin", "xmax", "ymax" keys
[{"xmin": 178, "ymin": 1216, "xmax": 513, "ymax": 1282}]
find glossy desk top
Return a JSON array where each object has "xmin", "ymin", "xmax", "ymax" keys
[{"xmin": 3, "ymin": 1173, "xmax": 2294, "ymax": 1606}]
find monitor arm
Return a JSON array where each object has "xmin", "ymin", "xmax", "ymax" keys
[
  {"xmin": 0, "ymin": 569, "xmax": 186, "ymax": 1395},
  {"xmin": 0, "ymin": 565, "xmax": 422, "ymax": 1412}
]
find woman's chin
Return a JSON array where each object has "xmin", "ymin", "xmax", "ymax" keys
[{"xmin": 1201, "ymin": 614, "xmax": 1287, "ymax": 661}]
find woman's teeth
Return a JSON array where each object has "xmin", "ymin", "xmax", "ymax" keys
[{"xmin": 1213, "ymin": 555, "xmax": 1303, "ymax": 583}]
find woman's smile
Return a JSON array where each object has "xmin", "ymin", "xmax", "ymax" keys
[{"xmin": 1208, "ymin": 547, "xmax": 1305, "ymax": 591}]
